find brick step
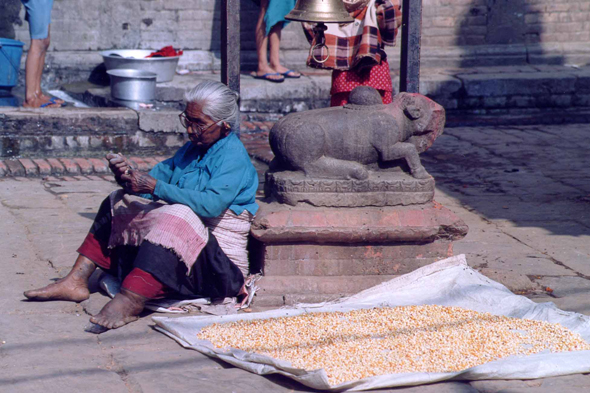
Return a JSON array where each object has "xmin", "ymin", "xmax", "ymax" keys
[
  {"xmin": 0, "ymin": 106, "xmax": 275, "ymax": 159},
  {"xmin": 257, "ymin": 275, "xmax": 398, "ymax": 296},
  {"xmin": 71, "ymin": 67, "xmax": 590, "ymax": 115},
  {"xmin": 0, "ymin": 156, "xmax": 167, "ymax": 178},
  {"xmin": 5, "ymin": 64, "xmax": 590, "ymax": 158},
  {"xmin": 0, "ymin": 128, "xmax": 272, "ymax": 177},
  {"xmin": 67, "ymin": 66, "xmax": 590, "ymax": 126},
  {"xmin": 263, "ymin": 256, "xmax": 443, "ymax": 277},
  {"xmin": 0, "ymin": 107, "xmax": 189, "ymax": 158},
  {"xmin": 252, "ymin": 293, "xmax": 356, "ymax": 308}
]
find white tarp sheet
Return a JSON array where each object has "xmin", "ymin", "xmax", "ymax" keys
[{"xmin": 152, "ymin": 255, "xmax": 590, "ymax": 391}]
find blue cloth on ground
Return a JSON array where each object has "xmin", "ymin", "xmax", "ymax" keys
[
  {"xmin": 21, "ymin": 0, "xmax": 54, "ymax": 40},
  {"xmin": 264, "ymin": 0, "xmax": 296, "ymax": 36}
]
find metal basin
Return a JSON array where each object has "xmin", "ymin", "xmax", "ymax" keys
[
  {"xmin": 101, "ymin": 49, "xmax": 181, "ymax": 83},
  {"xmin": 107, "ymin": 69, "xmax": 157, "ymax": 102}
]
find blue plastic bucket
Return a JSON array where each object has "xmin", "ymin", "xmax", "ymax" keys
[{"xmin": 0, "ymin": 38, "xmax": 25, "ymax": 90}]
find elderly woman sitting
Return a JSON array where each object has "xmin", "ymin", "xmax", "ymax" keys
[{"xmin": 24, "ymin": 81, "xmax": 258, "ymax": 330}]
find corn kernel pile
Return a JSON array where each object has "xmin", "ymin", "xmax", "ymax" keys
[{"xmin": 198, "ymin": 305, "xmax": 590, "ymax": 385}]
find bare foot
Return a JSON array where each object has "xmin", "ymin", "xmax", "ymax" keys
[
  {"xmin": 22, "ymin": 95, "xmax": 61, "ymax": 108},
  {"xmin": 37, "ymin": 91, "xmax": 65, "ymax": 105},
  {"xmin": 24, "ymin": 255, "xmax": 95, "ymax": 302},
  {"xmin": 251, "ymin": 65, "xmax": 284, "ymax": 82},
  {"xmin": 271, "ymin": 64, "xmax": 301, "ymax": 78},
  {"xmin": 24, "ymin": 277, "xmax": 90, "ymax": 302},
  {"xmin": 89, "ymin": 288, "xmax": 146, "ymax": 329}
]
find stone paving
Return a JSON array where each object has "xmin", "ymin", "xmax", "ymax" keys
[{"xmin": 1, "ymin": 122, "xmax": 590, "ymax": 392}]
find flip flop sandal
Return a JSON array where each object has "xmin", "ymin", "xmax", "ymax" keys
[
  {"xmin": 250, "ymin": 72, "xmax": 284, "ymax": 83},
  {"xmin": 40, "ymin": 97, "xmax": 66, "ymax": 108},
  {"xmin": 281, "ymin": 70, "xmax": 301, "ymax": 79}
]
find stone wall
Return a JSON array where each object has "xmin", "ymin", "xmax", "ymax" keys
[
  {"xmin": 3, "ymin": 0, "xmax": 590, "ymax": 80},
  {"xmin": 423, "ymin": 0, "xmax": 590, "ymax": 47}
]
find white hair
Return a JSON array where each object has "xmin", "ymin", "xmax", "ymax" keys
[{"xmin": 184, "ymin": 80, "xmax": 240, "ymax": 131}]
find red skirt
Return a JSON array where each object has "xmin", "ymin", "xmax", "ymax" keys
[{"xmin": 330, "ymin": 59, "xmax": 393, "ymax": 107}]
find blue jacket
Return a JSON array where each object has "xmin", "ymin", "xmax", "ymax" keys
[{"xmin": 143, "ymin": 132, "xmax": 259, "ymax": 218}]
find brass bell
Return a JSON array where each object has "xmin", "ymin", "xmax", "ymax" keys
[
  {"xmin": 286, "ymin": 0, "xmax": 353, "ymax": 64},
  {"xmin": 285, "ymin": 0, "xmax": 354, "ymax": 23}
]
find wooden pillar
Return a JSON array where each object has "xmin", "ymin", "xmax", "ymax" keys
[
  {"xmin": 221, "ymin": 0, "xmax": 240, "ymax": 93},
  {"xmin": 221, "ymin": 0, "xmax": 241, "ymax": 133},
  {"xmin": 399, "ymin": 0, "xmax": 423, "ymax": 93}
]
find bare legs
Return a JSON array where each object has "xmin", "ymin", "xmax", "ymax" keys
[
  {"xmin": 24, "ymin": 255, "xmax": 95, "ymax": 302},
  {"xmin": 22, "ymin": 26, "xmax": 63, "ymax": 108},
  {"xmin": 268, "ymin": 25, "xmax": 299, "ymax": 77},
  {"xmin": 90, "ymin": 288, "xmax": 146, "ymax": 329},
  {"xmin": 24, "ymin": 254, "xmax": 146, "ymax": 330},
  {"xmin": 252, "ymin": 0, "xmax": 300, "ymax": 80},
  {"xmin": 253, "ymin": 0, "xmax": 282, "ymax": 81}
]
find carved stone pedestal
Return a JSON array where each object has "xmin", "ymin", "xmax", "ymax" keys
[
  {"xmin": 266, "ymin": 169, "xmax": 435, "ymax": 207},
  {"xmin": 249, "ymin": 200, "xmax": 468, "ymax": 307},
  {"xmin": 251, "ymin": 87, "xmax": 465, "ymax": 307}
]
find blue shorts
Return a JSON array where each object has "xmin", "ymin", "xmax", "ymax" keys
[{"xmin": 21, "ymin": 0, "xmax": 54, "ymax": 40}]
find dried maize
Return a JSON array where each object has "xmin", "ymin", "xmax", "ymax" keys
[{"xmin": 198, "ymin": 305, "xmax": 590, "ymax": 385}]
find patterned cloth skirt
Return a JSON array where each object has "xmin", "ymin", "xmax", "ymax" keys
[
  {"xmin": 77, "ymin": 191, "xmax": 245, "ymax": 300},
  {"xmin": 330, "ymin": 59, "xmax": 393, "ymax": 107}
]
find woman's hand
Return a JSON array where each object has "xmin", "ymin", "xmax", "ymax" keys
[
  {"xmin": 120, "ymin": 169, "xmax": 157, "ymax": 195},
  {"xmin": 106, "ymin": 153, "xmax": 133, "ymax": 179}
]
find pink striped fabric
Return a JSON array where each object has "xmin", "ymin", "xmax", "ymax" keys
[{"xmin": 107, "ymin": 190, "xmax": 209, "ymax": 273}]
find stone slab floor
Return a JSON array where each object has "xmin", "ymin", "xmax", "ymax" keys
[{"xmin": 1, "ymin": 122, "xmax": 590, "ymax": 392}]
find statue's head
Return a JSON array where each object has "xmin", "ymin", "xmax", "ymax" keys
[{"xmin": 395, "ymin": 93, "xmax": 446, "ymax": 153}]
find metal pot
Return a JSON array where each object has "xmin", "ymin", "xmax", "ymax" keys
[
  {"xmin": 101, "ymin": 49, "xmax": 181, "ymax": 83},
  {"xmin": 107, "ymin": 69, "xmax": 157, "ymax": 102}
]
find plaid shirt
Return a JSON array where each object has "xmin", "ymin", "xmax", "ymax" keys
[{"xmin": 303, "ymin": 0, "xmax": 402, "ymax": 70}]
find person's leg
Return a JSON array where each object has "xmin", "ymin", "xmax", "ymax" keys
[
  {"xmin": 89, "ymin": 268, "xmax": 162, "ymax": 329},
  {"xmin": 89, "ymin": 246, "xmax": 169, "ymax": 329},
  {"xmin": 23, "ymin": 255, "xmax": 96, "ymax": 302},
  {"xmin": 268, "ymin": 24, "xmax": 300, "ymax": 77},
  {"xmin": 23, "ymin": 35, "xmax": 56, "ymax": 108},
  {"xmin": 22, "ymin": 0, "xmax": 63, "ymax": 107},
  {"xmin": 24, "ymin": 196, "xmax": 112, "ymax": 302},
  {"xmin": 252, "ymin": 0, "xmax": 282, "ymax": 81},
  {"xmin": 34, "ymin": 26, "xmax": 63, "ymax": 104}
]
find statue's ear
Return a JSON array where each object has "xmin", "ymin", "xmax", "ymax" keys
[
  {"xmin": 400, "ymin": 94, "xmax": 429, "ymax": 133},
  {"xmin": 403, "ymin": 100, "xmax": 423, "ymax": 120}
]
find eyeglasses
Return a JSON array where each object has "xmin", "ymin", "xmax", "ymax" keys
[{"xmin": 179, "ymin": 112, "xmax": 217, "ymax": 134}]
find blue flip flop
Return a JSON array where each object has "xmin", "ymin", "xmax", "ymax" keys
[
  {"xmin": 40, "ymin": 97, "xmax": 66, "ymax": 108},
  {"xmin": 251, "ymin": 72, "xmax": 285, "ymax": 83},
  {"xmin": 281, "ymin": 70, "xmax": 301, "ymax": 79}
]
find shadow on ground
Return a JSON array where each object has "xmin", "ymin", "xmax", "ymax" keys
[{"xmin": 422, "ymin": 124, "xmax": 590, "ymax": 237}]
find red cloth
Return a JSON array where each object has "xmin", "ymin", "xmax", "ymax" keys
[
  {"xmin": 330, "ymin": 59, "xmax": 393, "ymax": 106},
  {"xmin": 77, "ymin": 232, "xmax": 111, "ymax": 270},
  {"xmin": 121, "ymin": 268, "xmax": 168, "ymax": 299},
  {"xmin": 331, "ymin": 90, "xmax": 392, "ymax": 107},
  {"xmin": 77, "ymin": 232, "xmax": 167, "ymax": 299},
  {"xmin": 145, "ymin": 46, "xmax": 183, "ymax": 58},
  {"xmin": 303, "ymin": 0, "xmax": 402, "ymax": 70}
]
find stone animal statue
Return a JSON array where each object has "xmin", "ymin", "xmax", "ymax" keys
[{"xmin": 269, "ymin": 87, "xmax": 445, "ymax": 180}]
